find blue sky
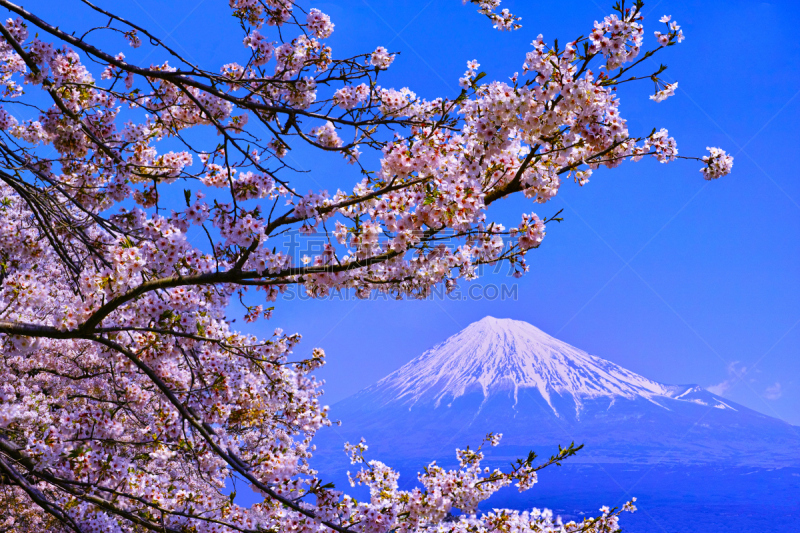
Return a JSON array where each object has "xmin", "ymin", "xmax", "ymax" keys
[{"xmin": 33, "ymin": 0, "xmax": 800, "ymax": 424}]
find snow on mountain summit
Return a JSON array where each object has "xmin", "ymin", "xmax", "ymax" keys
[{"xmin": 370, "ymin": 316, "xmax": 685, "ymax": 413}]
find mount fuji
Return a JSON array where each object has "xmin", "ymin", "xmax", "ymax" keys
[
  {"xmin": 315, "ymin": 317, "xmax": 800, "ymax": 469},
  {"xmin": 308, "ymin": 317, "xmax": 800, "ymax": 532}
]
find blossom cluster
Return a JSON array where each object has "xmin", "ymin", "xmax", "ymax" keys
[
  {"xmin": 465, "ymin": 0, "xmax": 522, "ymax": 31},
  {"xmin": 701, "ymin": 147, "xmax": 734, "ymax": 180},
  {"xmin": 650, "ymin": 81, "xmax": 677, "ymax": 102}
]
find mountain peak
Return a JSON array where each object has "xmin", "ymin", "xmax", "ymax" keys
[
  {"xmin": 460, "ymin": 316, "xmax": 554, "ymax": 342},
  {"xmin": 369, "ymin": 317, "xmax": 677, "ymax": 413},
  {"xmin": 472, "ymin": 315, "xmax": 541, "ymax": 331}
]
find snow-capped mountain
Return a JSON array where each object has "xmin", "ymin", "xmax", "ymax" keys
[
  {"xmin": 368, "ymin": 316, "xmax": 736, "ymax": 417},
  {"xmin": 314, "ymin": 317, "xmax": 800, "ymax": 469}
]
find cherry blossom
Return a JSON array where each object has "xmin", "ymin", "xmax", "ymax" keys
[
  {"xmin": 370, "ymin": 46, "xmax": 395, "ymax": 70},
  {"xmin": 650, "ymin": 81, "xmax": 678, "ymax": 102},
  {"xmin": 0, "ymin": 0, "xmax": 731, "ymax": 531},
  {"xmin": 701, "ymin": 147, "xmax": 734, "ymax": 180},
  {"xmin": 465, "ymin": 0, "xmax": 522, "ymax": 31}
]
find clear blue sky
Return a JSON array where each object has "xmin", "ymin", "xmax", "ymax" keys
[{"xmin": 30, "ymin": 0, "xmax": 800, "ymax": 424}]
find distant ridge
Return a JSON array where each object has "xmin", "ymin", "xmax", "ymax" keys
[{"xmin": 315, "ymin": 317, "xmax": 800, "ymax": 468}]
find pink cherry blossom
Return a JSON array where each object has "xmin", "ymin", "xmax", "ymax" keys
[{"xmin": 0, "ymin": 1, "xmax": 731, "ymax": 531}]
